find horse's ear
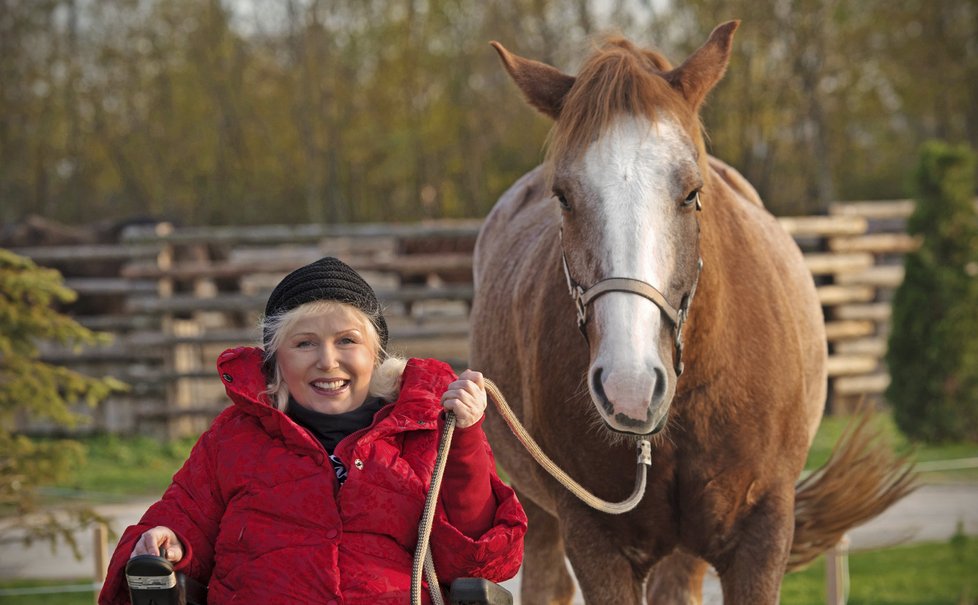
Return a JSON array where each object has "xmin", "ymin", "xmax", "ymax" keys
[
  {"xmin": 491, "ymin": 41, "xmax": 576, "ymax": 120},
  {"xmin": 667, "ymin": 20, "xmax": 740, "ymax": 110}
]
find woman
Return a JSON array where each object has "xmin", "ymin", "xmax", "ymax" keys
[{"xmin": 99, "ymin": 257, "xmax": 527, "ymax": 604}]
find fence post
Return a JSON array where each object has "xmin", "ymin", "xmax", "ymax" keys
[
  {"xmin": 824, "ymin": 533, "xmax": 850, "ymax": 605},
  {"xmin": 93, "ymin": 522, "xmax": 109, "ymax": 603}
]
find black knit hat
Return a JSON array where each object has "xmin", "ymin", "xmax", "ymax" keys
[{"xmin": 263, "ymin": 257, "xmax": 389, "ymax": 352}]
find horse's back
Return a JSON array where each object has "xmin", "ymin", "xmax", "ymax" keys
[
  {"xmin": 708, "ymin": 156, "xmax": 763, "ymax": 208},
  {"xmin": 473, "ymin": 166, "xmax": 552, "ymax": 285}
]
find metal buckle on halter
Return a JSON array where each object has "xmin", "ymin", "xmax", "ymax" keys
[
  {"xmin": 574, "ymin": 285, "xmax": 588, "ymax": 329},
  {"xmin": 671, "ymin": 259, "xmax": 700, "ymax": 377},
  {"xmin": 636, "ymin": 439, "xmax": 652, "ymax": 466},
  {"xmin": 674, "ymin": 293, "xmax": 690, "ymax": 351}
]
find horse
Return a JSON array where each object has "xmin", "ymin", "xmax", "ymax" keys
[{"xmin": 470, "ymin": 22, "xmax": 915, "ymax": 604}]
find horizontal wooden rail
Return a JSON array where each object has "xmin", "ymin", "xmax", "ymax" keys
[
  {"xmin": 827, "ymin": 198, "xmax": 978, "ymax": 220},
  {"xmin": 777, "ymin": 215, "xmax": 867, "ymax": 237},
  {"xmin": 824, "ymin": 320, "xmax": 875, "ymax": 341},
  {"xmin": 828, "ymin": 233, "xmax": 921, "ymax": 254},
  {"xmin": 804, "ymin": 252, "xmax": 874, "ymax": 275},
  {"xmin": 121, "ymin": 253, "xmax": 475, "ymax": 280},
  {"xmin": 834, "ymin": 373, "xmax": 890, "ymax": 395},
  {"xmin": 833, "ymin": 303, "xmax": 892, "ymax": 322},
  {"xmin": 125, "ymin": 285, "xmax": 475, "ymax": 314},
  {"xmin": 7, "ymin": 243, "xmax": 163, "ymax": 263},
  {"xmin": 816, "ymin": 285, "xmax": 875, "ymax": 305},
  {"xmin": 826, "ymin": 354, "xmax": 878, "ymax": 377},
  {"xmin": 834, "ymin": 337, "xmax": 886, "ymax": 356},
  {"xmin": 63, "ymin": 278, "xmax": 158, "ymax": 296},
  {"xmin": 120, "ymin": 220, "xmax": 484, "ymax": 245},
  {"xmin": 834, "ymin": 265, "xmax": 904, "ymax": 288},
  {"xmin": 828, "ymin": 200, "xmax": 917, "ymax": 220}
]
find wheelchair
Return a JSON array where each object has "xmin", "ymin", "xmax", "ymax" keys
[{"xmin": 126, "ymin": 553, "xmax": 513, "ymax": 605}]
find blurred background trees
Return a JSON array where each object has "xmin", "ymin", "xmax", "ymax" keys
[{"xmin": 1, "ymin": 0, "xmax": 975, "ymax": 226}]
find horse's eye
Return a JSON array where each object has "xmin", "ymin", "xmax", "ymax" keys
[
  {"xmin": 555, "ymin": 192, "xmax": 572, "ymax": 212},
  {"xmin": 682, "ymin": 189, "xmax": 700, "ymax": 208}
]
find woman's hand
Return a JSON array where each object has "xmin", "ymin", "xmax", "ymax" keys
[
  {"xmin": 130, "ymin": 526, "xmax": 184, "ymax": 563},
  {"xmin": 441, "ymin": 369, "xmax": 487, "ymax": 429}
]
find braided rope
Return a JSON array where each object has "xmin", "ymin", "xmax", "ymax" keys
[
  {"xmin": 484, "ymin": 379, "xmax": 652, "ymax": 514},
  {"xmin": 412, "ymin": 412, "xmax": 455, "ymax": 605}
]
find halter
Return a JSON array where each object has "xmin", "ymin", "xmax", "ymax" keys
[{"xmin": 559, "ymin": 228, "xmax": 702, "ymax": 376}]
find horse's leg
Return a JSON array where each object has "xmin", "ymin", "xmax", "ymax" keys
[
  {"xmin": 519, "ymin": 492, "xmax": 576, "ymax": 605},
  {"xmin": 646, "ymin": 550, "xmax": 708, "ymax": 605},
  {"xmin": 562, "ymin": 512, "xmax": 646, "ymax": 605},
  {"xmin": 715, "ymin": 489, "xmax": 794, "ymax": 604}
]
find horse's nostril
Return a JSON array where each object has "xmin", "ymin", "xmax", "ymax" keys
[
  {"xmin": 652, "ymin": 367, "xmax": 667, "ymax": 403},
  {"xmin": 590, "ymin": 367, "xmax": 614, "ymax": 416}
]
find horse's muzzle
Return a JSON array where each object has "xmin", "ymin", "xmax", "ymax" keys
[{"xmin": 590, "ymin": 367, "xmax": 670, "ymax": 435}]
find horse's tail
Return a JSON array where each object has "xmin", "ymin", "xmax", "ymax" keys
[{"xmin": 786, "ymin": 411, "xmax": 918, "ymax": 572}]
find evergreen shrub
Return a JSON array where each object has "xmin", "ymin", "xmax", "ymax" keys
[
  {"xmin": 885, "ymin": 141, "xmax": 978, "ymax": 442},
  {"xmin": 0, "ymin": 249, "xmax": 126, "ymax": 553}
]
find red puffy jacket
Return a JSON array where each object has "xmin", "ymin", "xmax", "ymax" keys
[{"xmin": 99, "ymin": 348, "xmax": 526, "ymax": 604}]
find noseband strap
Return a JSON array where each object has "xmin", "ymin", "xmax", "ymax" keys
[
  {"xmin": 578, "ymin": 277, "xmax": 679, "ymax": 325},
  {"xmin": 560, "ymin": 228, "xmax": 702, "ymax": 376}
]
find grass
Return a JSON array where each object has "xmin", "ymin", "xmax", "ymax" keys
[
  {"xmin": 0, "ymin": 579, "xmax": 95, "ymax": 604},
  {"xmin": 780, "ymin": 532, "xmax": 978, "ymax": 604},
  {"xmin": 38, "ymin": 434, "xmax": 196, "ymax": 503}
]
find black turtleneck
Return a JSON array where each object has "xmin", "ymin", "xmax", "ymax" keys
[{"xmin": 287, "ymin": 396, "xmax": 387, "ymax": 453}]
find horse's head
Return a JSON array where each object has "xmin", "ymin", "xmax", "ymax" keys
[{"xmin": 492, "ymin": 22, "xmax": 738, "ymax": 435}]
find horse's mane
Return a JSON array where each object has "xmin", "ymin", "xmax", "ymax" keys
[{"xmin": 546, "ymin": 37, "xmax": 704, "ymax": 166}]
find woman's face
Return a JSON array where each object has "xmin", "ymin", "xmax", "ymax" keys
[{"xmin": 276, "ymin": 304, "xmax": 376, "ymax": 414}]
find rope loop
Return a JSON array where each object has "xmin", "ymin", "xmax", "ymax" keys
[{"xmin": 411, "ymin": 381, "xmax": 653, "ymax": 605}]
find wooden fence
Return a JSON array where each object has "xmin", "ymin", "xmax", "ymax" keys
[{"xmin": 9, "ymin": 201, "xmax": 924, "ymax": 438}]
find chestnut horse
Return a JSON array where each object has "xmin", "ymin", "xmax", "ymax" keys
[{"xmin": 470, "ymin": 22, "xmax": 914, "ymax": 604}]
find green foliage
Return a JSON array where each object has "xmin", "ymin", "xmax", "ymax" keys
[
  {"xmin": 886, "ymin": 141, "xmax": 978, "ymax": 443},
  {"xmin": 0, "ymin": 249, "xmax": 126, "ymax": 552}
]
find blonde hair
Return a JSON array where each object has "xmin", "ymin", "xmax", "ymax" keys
[{"xmin": 260, "ymin": 300, "xmax": 406, "ymax": 411}]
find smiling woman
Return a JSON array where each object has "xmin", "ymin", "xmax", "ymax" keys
[{"xmin": 97, "ymin": 257, "xmax": 527, "ymax": 605}]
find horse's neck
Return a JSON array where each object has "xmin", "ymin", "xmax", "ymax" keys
[{"xmin": 687, "ymin": 172, "xmax": 745, "ymax": 349}]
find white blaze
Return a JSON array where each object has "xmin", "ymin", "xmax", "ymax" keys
[{"xmin": 576, "ymin": 114, "xmax": 695, "ymax": 429}]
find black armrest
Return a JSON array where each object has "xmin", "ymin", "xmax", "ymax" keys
[
  {"xmin": 449, "ymin": 577, "xmax": 513, "ymax": 605},
  {"xmin": 125, "ymin": 555, "xmax": 208, "ymax": 605}
]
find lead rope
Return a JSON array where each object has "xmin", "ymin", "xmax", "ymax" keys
[
  {"xmin": 411, "ymin": 381, "xmax": 653, "ymax": 605},
  {"xmin": 484, "ymin": 380, "xmax": 652, "ymax": 513},
  {"xmin": 412, "ymin": 412, "xmax": 454, "ymax": 605}
]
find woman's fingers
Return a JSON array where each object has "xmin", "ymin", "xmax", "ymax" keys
[
  {"xmin": 130, "ymin": 526, "xmax": 184, "ymax": 562},
  {"xmin": 442, "ymin": 370, "xmax": 487, "ymax": 428},
  {"xmin": 458, "ymin": 369, "xmax": 485, "ymax": 387}
]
